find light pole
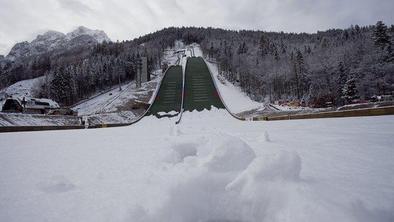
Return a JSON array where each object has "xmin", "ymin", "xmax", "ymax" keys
[{"xmin": 136, "ymin": 58, "xmax": 142, "ymax": 88}]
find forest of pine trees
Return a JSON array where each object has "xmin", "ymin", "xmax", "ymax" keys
[
  {"xmin": 1, "ymin": 21, "xmax": 393, "ymax": 107},
  {"xmin": 200, "ymin": 21, "xmax": 394, "ymax": 106}
]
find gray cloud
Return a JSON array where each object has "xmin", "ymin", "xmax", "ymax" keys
[
  {"xmin": 0, "ymin": 0, "xmax": 393, "ymax": 55},
  {"xmin": 0, "ymin": 43, "xmax": 7, "ymax": 56},
  {"xmin": 57, "ymin": 0, "xmax": 93, "ymax": 15}
]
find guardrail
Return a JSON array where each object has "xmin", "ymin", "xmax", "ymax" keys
[
  {"xmin": 176, "ymin": 58, "xmax": 187, "ymax": 125},
  {"xmin": 0, "ymin": 125, "xmax": 85, "ymax": 133},
  {"xmin": 253, "ymin": 106, "xmax": 394, "ymax": 121}
]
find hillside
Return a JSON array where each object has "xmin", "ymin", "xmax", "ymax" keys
[{"xmin": 1, "ymin": 22, "xmax": 393, "ymax": 108}]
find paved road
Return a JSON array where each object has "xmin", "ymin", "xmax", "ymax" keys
[
  {"xmin": 184, "ymin": 57, "xmax": 225, "ymax": 111},
  {"xmin": 148, "ymin": 65, "xmax": 183, "ymax": 118}
]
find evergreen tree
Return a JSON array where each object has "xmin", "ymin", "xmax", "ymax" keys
[
  {"xmin": 342, "ymin": 74, "xmax": 358, "ymax": 103},
  {"xmin": 259, "ymin": 34, "xmax": 269, "ymax": 57},
  {"xmin": 237, "ymin": 42, "xmax": 248, "ymax": 54},
  {"xmin": 320, "ymin": 37, "xmax": 329, "ymax": 48},
  {"xmin": 373, "ymin": 21, "xmax": 391, "ymax": 49},
  {"xmin": 50, "ymin": 67, "xmax": 74, "ymax": 105},
  {"xmin": 336, "ymin": 61, "xmax": 348, "ymax": 103},
  {"xmin": 274, "ymin": 48, "xmax": 280, "ymax": 61},
  {"xmin": 384, "ymin": 44, "xmax": 394, "ymax": 62},
  {"xmin": 292, "ymin": 50, "xmax": 309, "ymax": 99},
  {"xmin": 355, "ymin": 25, "xmax": 361, "ymax": 34},
  {"xmin": 209, "ymin": 42, "xmax": 215, "ymax": 59}
]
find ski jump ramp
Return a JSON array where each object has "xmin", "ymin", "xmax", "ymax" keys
[{"xmin": 92, "ymin": 57, "xmax": 243, "ymax": 127}]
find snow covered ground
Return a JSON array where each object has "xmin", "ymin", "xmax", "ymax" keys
[
  {"xmin": 269, "ymin": 103, "xmax": 328, "ymax": 112},
  {"xmin": 0, "ymin": 76, "xmax": 45, "ymax": 98},
  {"xmin": 72, "ymin": 80, "xmax": 157, "ymax": 116},
  {"xmin": 206, "ymin": 60, "xmax": 264, "ymax": 113},
  {"xmin": 87, "ymin": 111, "xmax": 137, "ymax": 125},
  {"xmin": 1, "ymin": 43, "xmax": 393, "ymax": 222},
  {"xmin": 0, "ymin": 110, "xmax": 393, "ymax": 222}
]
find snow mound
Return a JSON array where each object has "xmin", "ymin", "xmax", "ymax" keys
[
  {"xmin": 158, "ymin": 110, "xmax": 178, "ymax": 116},
  {"xmin": 133, "ymin": 136, "xmax": 289, "ymax": 222},
  {"xmin": 226, "ymin": 151, "xmax": 302, "ymax": 191},
  {"xmin": 134, "ymin": 135, "xmax": 356, "ymax": 222},
  {"xmin": 144, "ymin": 147, "xmax": 353, "ymax": 222},
  {"xmin": 202, "ymin": 135, "xmax": 256, "ymax": 172},
  {"xmin": 165, "ymin": 142, "xmax": 198, "ymax": 164}
]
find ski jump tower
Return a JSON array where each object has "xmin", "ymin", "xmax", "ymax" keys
[{"xmin": 136, "ymin": 57, "xmax": 148, "ymax": 88}]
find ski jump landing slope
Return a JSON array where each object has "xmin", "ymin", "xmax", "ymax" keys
[
  {"xmin": 178, "ymin": 57, "xmax": 245, "ymax": 122},
  {"xmin": 183, "ymin": 57, "xmax": 225, "ymax": 112},
  {"xmin": 146, "ymin": 65, "xmax": 183, "ymax": 118}
]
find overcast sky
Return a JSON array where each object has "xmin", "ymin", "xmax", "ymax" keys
[{"xmin": 0, "ymin": 0, "xmax": 393, "ymax": 55}]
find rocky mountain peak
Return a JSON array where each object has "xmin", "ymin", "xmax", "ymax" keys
[
  {"xmin": 34, "ymin": 30, "xmax": 65, "ymax": 42},
  {"xmin": 66, "ymin": 26, "xmax": 111, "ymax": 43},
  {"xmin": 6, "ymin": 26, "xmax": 111, "ymax": 60}
]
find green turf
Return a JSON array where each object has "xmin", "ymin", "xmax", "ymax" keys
[
  {"xmin": 183, "ymin": 57, "xmax": 225, "ymax": 111},
  {"xmin": 147, "ymin": 65, "xmax": 183, "ymax": 118}
]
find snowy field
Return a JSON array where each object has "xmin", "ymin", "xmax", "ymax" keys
[{"xmin": 0, "ymin": 111, "xmax": 393, "ymax": 222}]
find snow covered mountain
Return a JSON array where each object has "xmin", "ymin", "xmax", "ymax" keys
[
  {"xmin": 66, "ymin": 26, "xmax": 110, "ymax": 43},
  {"xmin": 0, "ymin": 55, "xmax": 5, "ymax": 66},
  {"xmin": 6, "ymin": 26, "xmax": 111, "ymax": 61},
  {"xmin": 6, "ymin": 31, "xmax": 66, "ymax": 60}
]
